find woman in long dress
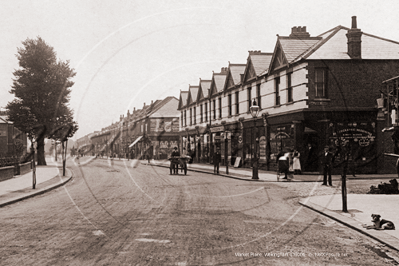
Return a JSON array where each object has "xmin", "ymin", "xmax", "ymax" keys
[{"xmin": 293, "ymin": 150, "xmax": 301, "ymax": 174}]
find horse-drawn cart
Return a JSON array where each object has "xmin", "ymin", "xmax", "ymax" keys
[{"xmin": 168, "ymin": 156, "xmax": 190, "ymax": 175}]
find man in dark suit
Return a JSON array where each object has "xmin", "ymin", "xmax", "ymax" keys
[
  {"xmin": 321, "ymin": 146, "xmax": 334, "ymax": 186},
  {"xmin": 213, "ymin": 149, "xmax": 221, "ymax": 174}
]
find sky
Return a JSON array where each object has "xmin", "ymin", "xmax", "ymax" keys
[{"xmin": 1, "ymin": 0, "xmax": 399, "ymax": 139}]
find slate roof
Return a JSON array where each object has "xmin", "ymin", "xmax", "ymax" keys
[
  {"xmin": 250, "ymin": 53, "xmax": 273, "ymax": 76},
  {"xmin": 149, "ymin": 97, "xmax": 179, "ymax": 117},
  {"xmin": 276, "ymin": 25, "xmax": 399, "ymax": 65},
  {"xmin": 178, "ymin": 91, "xmax": 189, "ymax": 110},
  {"xmin": 197, "ymin": 79, "xmax": 211, "ymax": 102},
  {"xmin": 279, "ymin": 37, "xmax": 321, "ymax": 62},
  {"xmin": 188, "ymin": 85, "xmax": 199, "ymax": 105},
  {"xmin": 229, "ymin": 63, "xmax": 246, "ymax": 85},
  {"xmin": 212, "ymin": 72, "xmax": 228, "ymax": 95},
  {"xmin": 305, "ymin": 26, "xmax": 399, "ymax": 60}
]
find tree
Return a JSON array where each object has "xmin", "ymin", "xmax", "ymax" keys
[
  {"xmin": 49, "ymin": 120, "xmax": 78, "ymax": 176},
  {"xmin": 7, "ymin": 37, "xmax": 77, "ymax": 165}
]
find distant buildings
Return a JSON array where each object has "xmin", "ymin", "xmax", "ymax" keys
[{"xmin": 86, "ymin": 97, "xmax": 180, "ymax": 159}]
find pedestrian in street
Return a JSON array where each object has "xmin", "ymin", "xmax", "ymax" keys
[
  {"xmin": 287, "ymin": 150, "xmax": 294, "ymax": 179},
  {"xmin": 278, "ymin": 151, "xmax": 289, "ymax": 179},
  {"xmin": 321, "ymin": 146, "xmax": 334, "ymax": 186},
  {"xmin": 182, "ymin": 147, "xmax": 188, "ymax": 157},
  {"xmin": 213, "ymin": 149, "xmax": 221, "ymax": 174},
  {"xmin": 170, "ymin": 146, "xmax": 180, "ymax": 174},
  {"xmin": 293, "ymin": 149, "xmax": 301, "ymax": 174}
]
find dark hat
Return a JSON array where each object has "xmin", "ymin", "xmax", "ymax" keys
[{"xmin": 174, "ymin": 146, "xmax": 178, "ymax": 149}]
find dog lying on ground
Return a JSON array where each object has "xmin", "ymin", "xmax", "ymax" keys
[{"xmin": 362, "ymin": 214, "xmax": 395, "ymax": 230}]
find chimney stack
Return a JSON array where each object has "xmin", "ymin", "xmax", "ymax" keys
[
  {"xmin": 346, "ymin": 16, "xmax": 362, "ymax": 59},
  {"xmin": 289, "ymin": 26, "xmax": 310, "ymax": 38}
]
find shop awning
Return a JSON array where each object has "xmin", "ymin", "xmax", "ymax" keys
[
  {"xmin": 129, "ymin": 136, "xmax": 142, "ymax": 148},
  {"xmin": 304, "ymin": 127, "xmax": 317, "ymax": 133}
]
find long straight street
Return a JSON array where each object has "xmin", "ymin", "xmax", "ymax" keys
[{"xmin": 1, "ymin": 158, "xmax": 399, "ymax": 265}]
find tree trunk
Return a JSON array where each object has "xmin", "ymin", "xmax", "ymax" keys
[
  {"xmin": 36, "ymin": 138, "xmax": 47, "ymax": 165},
  {"xmin": 62, "ymin": 141, "xmax": 67, "ymax": 176}
]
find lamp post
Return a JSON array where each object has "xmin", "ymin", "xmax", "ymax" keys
[
  {"xmin": 250, "ymin": 99, "xmax": 260, "ymax": 180},
  {"xmin": 31, "ymin": 140, "xmax": 36, "ymax": 189}
]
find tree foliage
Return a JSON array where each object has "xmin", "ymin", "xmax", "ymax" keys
[{"xmin": 6, "ymin": 37, "xmax": 78, "ymax": 165}]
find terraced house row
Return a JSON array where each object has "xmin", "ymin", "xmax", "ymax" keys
[
  {"xmin": 76, "ymin": 17, "xmax": 399, "ymax": 174},
  {"xmin": 177, "ymin": 17, "xmax": 399, "ymax": 174}
]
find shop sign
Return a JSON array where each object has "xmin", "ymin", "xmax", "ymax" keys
[
  {"xmin": 259, "ymin": 136, "xmax": 266, "ymax": 159},
  {"xmin": 210, "ymin": 126, "xmax": 224, "ymax": 133},
  {"xmin": 308, "ymin": 101, "xmax": 328, "ymax": 106},
  {"xmin": 334, "ymin": 128, "xmax": 375, "ymax": 147},
  {"xmin": 275, "ymin": 132, "xmax": 290, "ymax": 139},
  {"xmin": 160, "ymin": 141, "xmax": 170, "ymax": 149}
]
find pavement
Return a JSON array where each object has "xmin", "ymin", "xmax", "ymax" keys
[
  {"xmin": 0, "ymin": 155, "xmax": 95, "ymax": 208},
  {"xmin": 2, "ymin": 155, "xmax": 399, "ymax": 252}
]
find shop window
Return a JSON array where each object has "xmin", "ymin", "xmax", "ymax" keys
[
  {"xmin": 287, "ymin": 72, "xmax": 293, "ymax": 103},
  {"xmin": 315, "ymin": 68, "xmax": 327, "ymax": 98}
]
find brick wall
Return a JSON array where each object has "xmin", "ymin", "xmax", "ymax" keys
[{"xmin": 307, "ymin": 60, "xmax": 399, "ymax": 108}]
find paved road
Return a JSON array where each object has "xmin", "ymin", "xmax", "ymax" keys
[{"xmin": 1, "ymin": 159, "xmax": 399, "ymax": 265}]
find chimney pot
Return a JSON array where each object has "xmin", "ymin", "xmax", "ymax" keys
[
  {"xmin": 292, "ymin": 26, "xmax": 297, "ymax": 33},
  {"xmin": 351, "ymin": 16, "xmax": 357, "ymax": 29}
]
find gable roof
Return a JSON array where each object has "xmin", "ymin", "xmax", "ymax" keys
[
  {"xmin": 187, "ymin": 85, "xmax": 199, "ymax": 106},
  {"xmin": 269, "ymin": 23, "xmax": 399, "ymax": 73},
  {"xmin": 305, "ymin": 26, "xmax": 399, "ymax": 60},
  {"xmin": 243, "ymin": 51, "xmax": 273, "ymax": 82},
  {"xmin": 224, "ymin": 63, "xmax": 246, "ymax": 90},
  {"xmin": 197, "ymin": 79, "xmax": 211, "ymax": 102},
  {"xmin": 148, "ymin": 97, "xmax": 179, "ymax": 118},
  {"xmin": 210, "ymin": 68, "xmax": 228, "ymax": 97},
  {"xmin": 178, "ymin": 91, "xmax": 189, "ymax": 110}
]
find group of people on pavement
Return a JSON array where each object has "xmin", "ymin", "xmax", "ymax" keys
[
  {"xmin": 277, "ymin": 149, "xmax": 301, "ymax": 180},
  {"xmin": 277, "ymin": 144, "xmax": 357, "ymax": 186}
]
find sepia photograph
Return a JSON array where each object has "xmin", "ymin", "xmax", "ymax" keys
[{"xmin": 1, "ymin": 0, "xmax": 399, "ymax": 265}]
